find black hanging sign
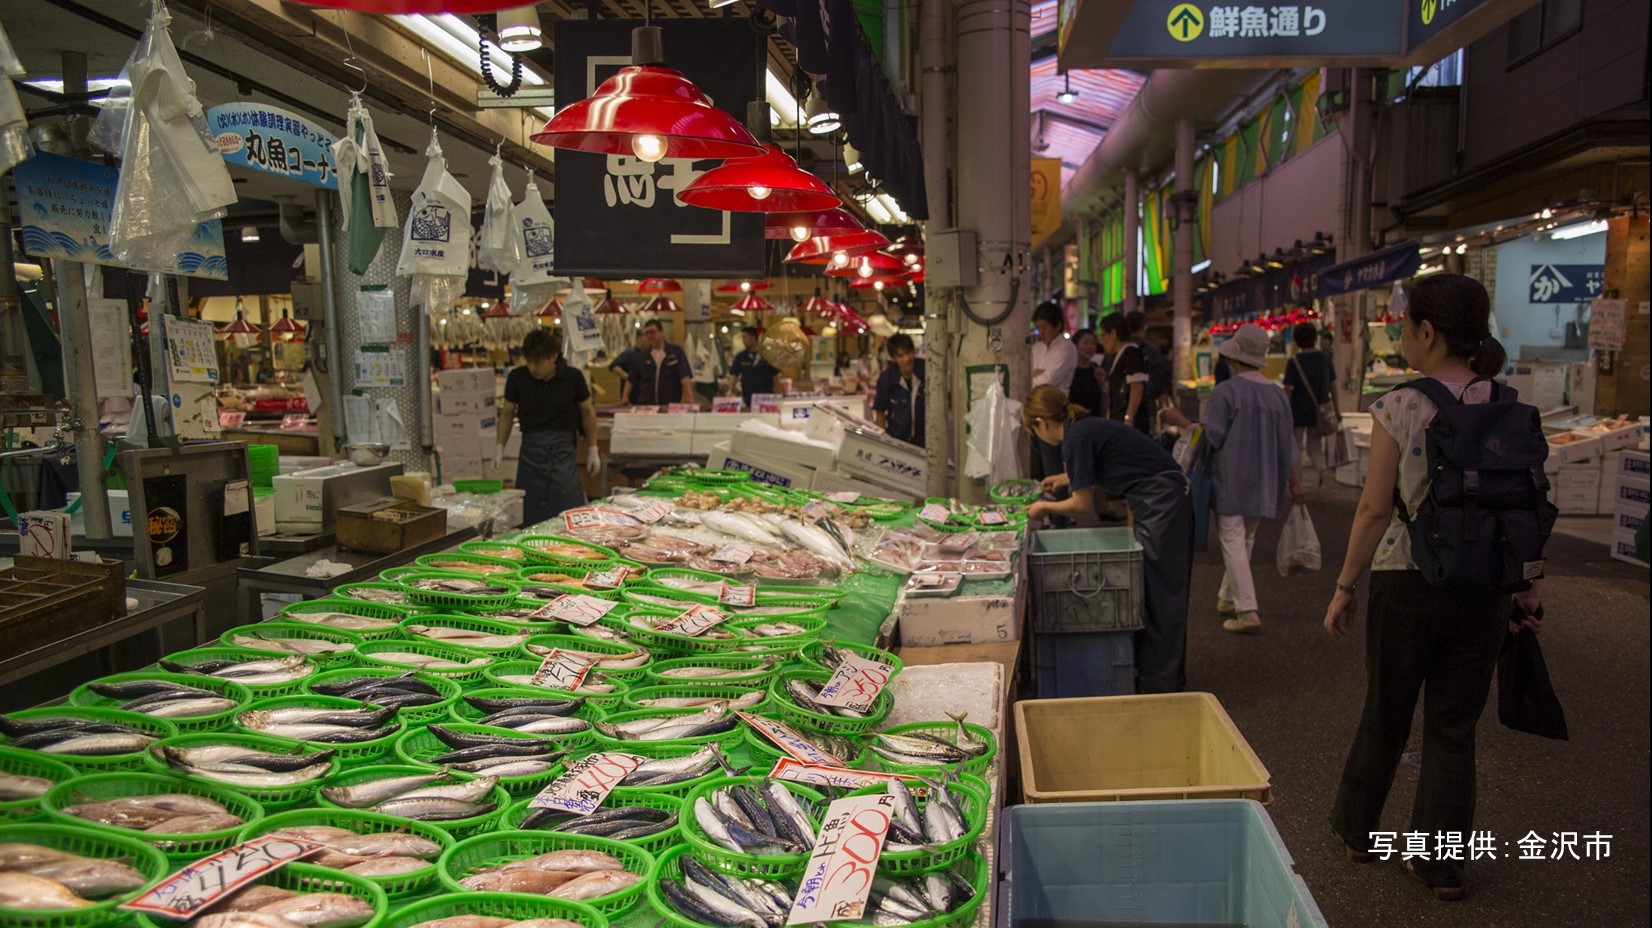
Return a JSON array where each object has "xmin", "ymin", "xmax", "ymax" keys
[{"xmin": 552, "ymin": 19, "xmax": 764, "ymax": 277}]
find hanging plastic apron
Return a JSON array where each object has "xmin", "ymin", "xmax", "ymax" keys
[
  {"xmin": 477, "ymin": 149, "xmax": 519, "ymax": 275},
  {"xmin": 331, "ymin": 95, "xmax": 398, "ymax": 275},
  {"xmin": 396, "ymin": 131, "xmax": 472, "ymax": 310}
]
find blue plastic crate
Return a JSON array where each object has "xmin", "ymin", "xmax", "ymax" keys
[
  {"xmin": 1006, "ymin": 800, "xmax": 1327, "ymax": 928},
  {"xmin": 1032, "ymin": 631, "xmax": 1135, "ymax": 698}
]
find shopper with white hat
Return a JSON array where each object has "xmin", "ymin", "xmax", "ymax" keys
[{"xmin": 1204, "ymin": 323, "xmax": 1306, "ymax": 633}]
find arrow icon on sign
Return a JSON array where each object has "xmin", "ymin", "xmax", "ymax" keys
[{"xmin": 1167, "ymin": 4, "xmax": 1204, "ymax": 40}]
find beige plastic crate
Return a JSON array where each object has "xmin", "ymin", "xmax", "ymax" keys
[{"xmin": 1015, "ymin": 692, "xmax": 1272, "ymax": 803}]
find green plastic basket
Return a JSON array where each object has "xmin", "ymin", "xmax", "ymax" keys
[
  {"xmin": 668, "ymin": 468, "xmax": 750, "ymax": 486},
  {"xmin": 989, "ymin": 477, "xmax": 1044, "ymax": 505},
  {"xmin": 354, "ymin": 639, "xmax": 493, "ymax": 683},
  {"xmin": 453, "ymin": 478, "xmax": 505, "ymax": 494},
  {"xmin": 590, "ymin": 707, "xmax": 746, "ymax": 754},
  {"xmin": 0, "ymin": 747, "xmax": 76, "ymax": 822},
  {"xmin": 218, "ymin": 622, "xmax": 366, "ymax": 669},
  {"xmin": 0, "ymin": 708, "xmax": 178, "ymax": 772},
  {"xmin": 642, "ymin": 655, "xmax": 786, "ymax": 687},
  {"xmin": 767, "ymin": 668, "xmax": 894, "ymax": 736},
  {"xmin": 316, "ymin": 765, "xmax": 505, "ymax": 838},
  {"xmin": 513, "ymin": 579, "xmax": 626, "ymax": 606},
  {"xmin": 0, "ymin": 822, "xmax": 169, "ymax": 928},
  {"xmin": 602, "ymin": 609, "xmax": 752, "ymax": 656},
  {"xmin": 236, "ymin": 807, "xmax": 454, "ymax": 899},
  {"xmin": 393, "ymin": 572, "xmax": 523, "ymax": 612},
  {"xmin": 231, "ymin": 695, "xmax": 404, "ymax": 763},
  {"xmin": 42, "ymin": 772, "xmax": 264, "ymax": 863},
  {"xmin": 869, "ymin": 721, "xmax": 997, "ymax": 779},
  {"xmin": 158, "ymin": 647, "xmax": 319, "ymax": 697},
  {"xmin": 571, "ymin": 741, "xmax": 733, "ymax": 800},
  {"xmin": 517, "ymin": 535, "xmax": 624, "ymax": 565},
  {"xmin": 415, "ymin": 551, "xmax": 524, "ymax": 576},
  {"xmin": 797, "ymin": 640, "xmax": 905, "ymax": 678},
  {"xmin": 379, "ymin": 892, "xmax": 606, "ymax": 928},
  {"xmin": 621, "ymin": 685, "xmax": 768, "ymax": 714},
  {"xmin": 480, "ymin": 661, "xmax": 630, "ymax": 710},
  {"xmin": 756, "ymin": 584, "xmax": 844, "ymax": 604},
  {"xmin": 393, "ymin": 724, "xmax": 585, "ymax": 795},
  {"xmin": 142, "ymin": 732, "xmax": 337, "ymax": 809},
  {"xmin": 620, "ymin": 583, "xmax": 716, "ymax": 609},
  {"xmin": 131, "ymin": 861, "xmax": 389, "ymax": 928},
  {"xmin": 399, "ymin": 613, "xmax": 536, "ymax": 653},
  {"xmin": 66, "ymin": 672, "xmax": 254, "ymax": 734},
  {"xmin": 725, "ymin": 613, "xmax": 828, "ymax": 647},
  {"xmin": 739, "ymin": 725, "xmax": 868, "ymax": 771},
  {"xmin": 496, "ymin": 789, "xmax": 683, "ymax": 855},
  {"xmin": 845, "ymin": 775, "xmax": 988, "ymax": 875},
  {"xmin": 459, "ymin": 541, "xmax": 536, "ymax": 563},
  {"xmin": 332, "ymin": 582, "xmax": 417, "ymax": 609},
  {"xmin": 447, "ymin": 688, "xmax": 610, "ymax": 726},
  {"xmin": 518, "ymin": 634, "xmax": 652, "ymax": 683},
  {"xmin": 676, "ymin": 776, "xmax": 824, "ymax": 878},
  {"xmin": 437, "ymin": 830, "xmax": 654, "ymax": 916},
  {"xmin": 281, "ymin": 598, "xmax": 410, "ymax": 639},
  {"xmin": 301, "ymin": 667, "xmax": 463, "ymax": 726}
]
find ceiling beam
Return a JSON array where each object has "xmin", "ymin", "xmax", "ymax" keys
[{"xmin": 1039, "ymin": 109, "xmax": 1113, "ymax": 133}]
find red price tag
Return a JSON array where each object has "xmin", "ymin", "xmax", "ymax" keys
[
  {"xmin": 786, "ymin": 794, "xmax": 896, "ymax": 925},
  {"xmin": 120, "ymin": 836, "xmax": 323, "ymax": 918},
  {"xmin": 718, "ymin": 583, "xmax": 757, "ymax": 607},
  {"xmin": 531, "ymin": 649, "xmax": 598, "ymax": 689},
  {"xmin": 656, "ymin": 604, "xmax": 731, "ymax": 637},
  {"xmin": 712, "ymin": 396, "xmax": 744, "ymax": 413},
  {"xmin": 668, "ymin": 403, "xmax": 700, "ymax": 413},
  {"xmin": 812, "ymin": 652, "xmax": 895, "ymax": 714},
  {"xmin": 531, "ymin": 593, "xmax": 619, "ymax": 627},
  {"xmin": 528, "ymin": 752, "xmax": 646, "ymax": 815},
  {"xmin": 278, "ymin": 412, "xmax": 309, "ymax": 430}
]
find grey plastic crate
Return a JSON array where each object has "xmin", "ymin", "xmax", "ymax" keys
[
  {"xmin": 1028, "ymin": 528, "xmax": 1144, "ymax": 633},
  {"xmin": 1008, "ymin": 800, "xmax": 1328, "ymax": 928}
]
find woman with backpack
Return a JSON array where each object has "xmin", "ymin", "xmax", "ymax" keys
[{"xmin": 1324, "ymin": 274, "xmax": 1547, "ymax": 902}]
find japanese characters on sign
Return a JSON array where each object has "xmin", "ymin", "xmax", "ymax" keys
[
  {"xmin": 531, "ymin": 594, "xmax": 620, "ymax": 627},
  {"xmin": 738, "ymin": 712, "xmax": 847, "ymax": 766},
  {"xmin": 813, "ymin": 652, "xmax": 896, "ymax": 714},
  {"xmin": 207, "ymin": 103, "xmax": 339, "ymax": 189},
  {"xmin": 768, "ymin": 757, "xmax": 923, "ymax": 792},
  {"xmin": 657, "ymin": 604, "xmax": 732, "ymax": 637},
  {"xmin": 786, "ymin": 794, "xmax": 896, "ymax": 925},
  {"xmin": 528, "ymin": 752, "xmax": 646, "ymax": 815},
  {"xmin": 718, "ymin": 583, "xmax": 758, "ymax": 607},
  {"xmin": 120, "ymin": 837, "xmax": 322, "ymax": 918},
  {"xmin": 1528, "ymin": 264, "xmax": 1606, "ymax": 304},
  {"xmin": 531, "ymin": 648, "xmax": 599, "ymax": 689}
]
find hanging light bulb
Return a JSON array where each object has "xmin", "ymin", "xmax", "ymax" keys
[
  {"xmin": 903, "ymin": 252, "xmax": 919, "ymax": 266},
  {"xmin": 830, "ymin": 251, "xmax": 850, "ymax": 269},
  {"xmin": 857, "ymin": 259, "xmax": 875, "ymax": 278},
  {"xmin": 746, "ymin": 185, "xmax": 773, "ymax": 200},
  {"xmin": 740, "ymin": 281, "xmax": 753, "ymax": 292},
  {"xmin": 632, "ymin": 134, "xmax": 668, "ymax": 163},
  {"xmin": 789, "ymin": 225, "xmax": 812, "ymax": 242},
  {"xmin": 873, "ymin": 280, "xmax": 886, "ymax": 291},
  {"xmin": 495, "ymin": 5, "xmax": 543, "ymax": 53}
]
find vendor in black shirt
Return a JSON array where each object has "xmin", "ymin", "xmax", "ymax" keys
[
  {"xmin": 728, "ymin": 326, "xmax": 776, "ymax": 410},
  {"xmin": 1023, "ymin": 384, "xmax": 1193, "ymax": 694},
  {"xmin": 1099, "ymin": 313, "xmax": 1152, "ymax": 432},
  {"xmin": 872, "ymin": 334, "xmax": 925, "ymax": 447},
  {"xmin": 608, "ymin": 330, "xmax": 646, "ymax": 405},
  {"xmin": 497, "ymin": 329, "xmax": 599, "ymax": 526},
  {"xmin": 626, "ymin": 319, "xmax": 695, "ymax": 407},
  {"xmin": 1067, "ymin": 327, "xmax": 1105, "ymax": 417}
]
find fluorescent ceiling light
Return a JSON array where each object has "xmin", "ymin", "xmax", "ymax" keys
[
  {"xmin": 1191, "ymin": 259, "xmax": 1211, "ymax": 273},
  {"xmin": 1550, "ymin": 219, "xmax": 1608, "ymax": 240},
  {"xmin": 844, "ymin": 141, "xmax": 863, "ymax": 174},
  {"xmin": 21, "ymin": 77, "xmax": 129, "ymax": 106},
  {"xmin": 874, "ymin": 193, "xmax": 908, "ymax": 224},
  {"xmin": 863, "ymin": 196, "xmax": 894, "ymax": 225},
  {"xmin": 394, "ymin": 14, "xmax": 546, "ymax": 86},
  {"xmin": 765, "ymin": 69, "xmax": 799, "ymax": 128}
]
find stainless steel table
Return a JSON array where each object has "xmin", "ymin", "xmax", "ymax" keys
[
  {"xmin": 0, "ymin": 580, "xmax": 207, "ymax": 687},
  {"xmin": 235, "ymin": 527, "xmax": 477, "ymax": 622}
]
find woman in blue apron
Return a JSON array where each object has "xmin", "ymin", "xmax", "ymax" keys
[
  {"xmin": 1024, "ymin": 384, "xmax": 1194, "ymax": 693},
  {"xmin": 497, "ymin": 329, "xmax": 600, "ymax": 527}
]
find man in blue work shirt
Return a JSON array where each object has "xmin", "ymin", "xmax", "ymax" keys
[
  {"xmin": 626, "ymin": 319, "xmax": 695, "ymax": 407},
  {"xmin": 728, "ymin": 326, "xmax": 776, "ymax": 410},
  {"xmin": 872, "ymin": 333, "xmax": 925, "ymax": 447}
]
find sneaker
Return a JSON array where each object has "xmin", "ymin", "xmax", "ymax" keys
[
  {"xmin": 1222, "ymin": 611, "xmax": 1262, "ymax": 634},
  {"xmin": 1404, "ymin": 860, "xmax": 1466, "ymax": 901},
  {"xmin": 1217, "ymin": 598, "xmax": 1237, "ymax": 617}
]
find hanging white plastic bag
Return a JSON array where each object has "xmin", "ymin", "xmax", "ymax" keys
[
  {"xmin": 108, "ymin": 0, "xmax": 237, "ymax": 270},
  {"xmin": 397, "ymin": 131, "xmax": 471, "ymax": 280},
  {"xmin": 331, "ymin": 96, "xmax": 398, "ymax": 274},
  {"xmin": 964, "ymin": 383, "xmax": 999, "ymax": 481},
  {"xmin": 1276, "ymin": 503, "xmax": 1322, "ymax": 575},
  {"xmin": 563, "ymin": 285, "xmax": 607, "ymax": 355},
  {"xmin": 0, "ymin": 21, "xmax": 29, "ymax": 176},
  {"xmin": 477, "ymin": 149, "xmax": 519, "ymax": 274},
  {"xmin": 512, "ymin": 174, "xmax": 557, "ymax": 286}
]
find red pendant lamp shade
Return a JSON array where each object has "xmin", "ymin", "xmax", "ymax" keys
[
  {"xmin": 641, "ymin": 295, "xmax": 683, "ymax": 314},
  {"xmin": 638, "ymin": 278, "xmax": 683, "ymax": 294},
  {"xmin": 270, "ymin": 310, "xmax": 306, "ymax": 342},
  {"xmin": 906, "ymin": 267, "xmax": 926, "ymax": 284},
  {"xmin": 535, "ymin": 297, "xmax": 564, "ymax": 318},
  {"xmin": 800, "ymin": 290, "xmax": 836, "ymax": 317},
  {"xmin": 850, "ymin": 275, "xmax": 906, "ymax": 290},
  {"xmin": 294, "ymin": 0, "xmax": 516, "ymax": 11},
  {"xmin": 716, "ymin": 280, "xmax": 770, "ymax": 293},
  {"xmin": 766, "ymin": 208, "xmax": 865, "ymax": 241},
  {"xmin": 732, "ymin": 293, "xmax": 773, "ymax": 312},
  {"xmin": 785, "ymin": 230, "xmax": 892, "ymax": 265},
  {"xmin": 481, "ymin": 300, "xmax": 513, "ymax": 319},
  {"xmin": 827, "ymin": 252, "xmax": 904, "ymax": 277},
  {"xmin": 594, "ymin": 292, "xmax": 629, "ymax": 314},
  {"xmin": 678, "ymin": 145, "xmax": 839, "ymax": 213}
]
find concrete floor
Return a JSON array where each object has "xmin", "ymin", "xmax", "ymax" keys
[{"xmin": 1182, "ymin": 481, "xmax": 1650, "ymax": 927}]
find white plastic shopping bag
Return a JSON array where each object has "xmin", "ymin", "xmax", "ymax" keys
[
  {"xmin": 332, "ymin": 96, "xmax": 399, "ymax": 274},
  {"xmin": 1276, "ymin": 503, "xmax": 1322, "ymax": 575},
  {"xmin": 563, "ymin": 285, "xmax": 607, "ymax": 355},
  {"xmin": 396, "ymin": 131, "xmax": 472, "ymax": 280},
  {"xmin": 477, "ymin": 149, "xmax": 519, "ymax": 274},
  {"xmin": 512, "ymin": 173, "xmax": 557, "ymax": 286}
]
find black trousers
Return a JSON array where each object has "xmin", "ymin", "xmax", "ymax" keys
[
  {"xmin": 1126, "ymin": 473, "xmax": 1193, "ymax": 694},
  {"xmin": 1331, "ymin": 569, "xmax": 1508, "ymax": 887}
]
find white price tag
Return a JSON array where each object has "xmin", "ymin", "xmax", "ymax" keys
[
  {"xmin": 656, "ymin": 604, "xmax": 731, "ymax": 637},
  {"xmin": 739, "ymin": 711, "xmax": 846, "ymax": 765},
  {"xmin": 710, "ymin": 544, "xmax": 755, "ymax": 564},
  {"xmin": 919, "ymin": 503, "xmax": 952, "ymax": 523},
  {"xmin": 531, "ymin": 594, "xmax": 619, "ymax": 627},
  {"xmin": 668, "ymin": 403, "xmax": 701, "ymax": 413},
  {"xmin": 813, "ymin": 653, "xmax": 896, "ymax": 714},
  {"xmin": 528, "ymin": 752, "xmax": 646, "ymax": 815},
  {"xmin": 120, "ymin": 836, "xmax": 323, "ymax": 918},
  {"xmin": 627, "ymin": 406, "xmax": 660, "ymax": 414},
  {"xmin": 632, "ymin": 500, "xmax": 673, "ymax": 523},
  {"xmin": 531, "ymin": 648, "xmax": 598, "ymax": 689},
  {"xmin": 786, "ymin": 794, "xmax": 896, "ymax": 925},
  {"xmin": 584, "ymin": 568, "xmax": 627, "ymax": 590},
  {"xmin": 718, "ymin": 583, "xmax": 757, "ymax": 607},
  {"xmin": 978, "ymin": 511, "xmax": 1008, "ymax": 526},
  {"xmin": 769, "ymin": 757, "xmax": 923, "ymax": 791},
  {"xmin": 563, "ymin": 508, "xmax": 634, "ymax": 530},
  {"xmin": 753, "ymin": 393, "xmax": 783, "ymax": 414},
  {"xmin": 712, "ymin": 396, "xmax": 744, "ymax": 413},
  {"xmin": 827, "ymin": 492, "xmax": 860, "ymax": 503}
]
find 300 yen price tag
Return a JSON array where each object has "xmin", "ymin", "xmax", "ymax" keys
[
  {"xmin": 769, "ymin": 757, "xmax": 922, "ymax": 792},
  {"xmin": 786, "ymin": 794, "xmax": 896, "ymax": 925},
  {"xmin": 528, "ymin": 752, "xmax": 645, "ymax": 815},
  {"xmin": 718, "ymin": 583, "xmax": 757, "ymax": 607},
  {"xmin": 584, "ymin": 568, "xmax": 627, "ymax": 590},
  {"xmin": 120, "ymin": 836, "xmax": 323, "ymax": 918},
  {"xmin": 657, "ymin": 604, "xmax": 731, "ymax": 637},
  {"xmin": 918, "ymin": 503, "xmax": 952, "ymax": 523},
  {"xmin": 532, "ymin": 593, "xmax": 619, "ymax": 627},
  {"xmin": 738, "ymin": 711, "xmax": 846, "ymax": 766},
  {"xmin": 812, "ymin": 652, "xmax": 896, "ymax": 713},
  {"xmin": 531, "ymin": 648, "xmax": 598, "ymax": 690}
]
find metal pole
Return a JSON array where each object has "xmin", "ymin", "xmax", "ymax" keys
[
  {"xmin": 314, "ymin": 189, "xmax": 345, "ymax": 454},
  {"xmin": 1123, "ymin": 169, "xmax": 1140, "ymax": 316},
  {"xmin": 920, "ymin": 0, "xmax": 951, "ymax": 496},
  {"xmin": 1172, "ymin": 118, "xmax": 1195, "ymax": 380}
]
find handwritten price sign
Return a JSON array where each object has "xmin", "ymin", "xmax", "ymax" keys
[
  {"xmin": 709, "ymin": 544, "xmax": 755, "ymax": 564},
  {"xmin": 631, "ymin": 499, "xmax": 673, "ymax": 523},
  {"xmin": 531, "ymin": 649, "xmax": 598, "ymax": 689},
  {"xmin": 786, "ymin": 794, "xmax": 896, "ymax": 925},
  {"xmin": 769, "ymin": 757, "xmax": 922, "ymax": 791},
  {"xmin": 120, "ymin": 836, "xmax": 323, "ymax": 918},
  {"xmin": 584, "ymin": 568, "xmax": 627, "ymax": 590},
  {"xmin": 813, "ymin": 652, "xmax": 896, "ymax": 713},
  {"xmin": 738, "ymin": 711, "xmax": 846, "ymax": 766},
  {"xmin": 563, "ymin": 508, "xmax": 634, "ymax": 530},
  {"xmin": 919, "ymin": 503, "xmax": 952, "ymax": 523},
  {"xmin": 657, "ymin": 604, "xmax": 731, "ymax": 637},
  {"xmin": 528, "ymin": 752, "xmax": 645, "ymax": 815},
  {"xmin": 978, "ymin": 511, "xmax": 1008, "ymax": 526},
  {"xmin": 718, "ymin": 583, "xmax": 757, "ymax": 607},
  {"xmin": 532, "ymin": 593, "xmax": 619, "ymax": 627}
]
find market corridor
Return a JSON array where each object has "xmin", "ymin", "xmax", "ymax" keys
[{"xmin": 1178, "ymin": 482, "xmax": 1650, "ymax": 927}]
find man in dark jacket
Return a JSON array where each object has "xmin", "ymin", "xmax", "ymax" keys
[
  {"xmin": 626, "ymin": 319, "xmax": 695, "ymax": 407},
  {"xmin": 872, "ymin": 334, "xmax": 926, "ymax": 447}
]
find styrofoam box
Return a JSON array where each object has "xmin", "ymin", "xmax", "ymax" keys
[
  {"xmin": 808, "ymin": 466, "xmax": 913, "ymax": 502},
  {"xmin": 1598, "ymin": 478, "xmax": 1619, "ymax": 510},
  {"xmin": 711, "ymin": 444, "xmax": 817, "ymax": 489},
  {"xmin": 1615, "ymin": 474, "xmax": 1652, "ymax": 509},
  {"xmin": 1621, "ymin": 450, "xmax": 1651, "ymax": 479},
  {"xmin": 1611, "ymin": 504, "xmax": 1647, "ymax": 536},
  {"xmin": 1609, "ymin": 530, "xmax": 1648, "ymax": 568},
  {"xmin": 435, "ymin": 369, "xmax": 496, "ymax": 392},
  {"xmin": 434, "ymin": 412, "xmax": 497, "ymax": 437},
  {"xmin": 692, "ymin": 412, "xmax": 776, "ymax": 434},
  {"xmin": 435, "ymin": 390, "xmax": 497, "ymax": 415},
  {"xmin": 1556, "ymin": 465, "xmax": 1602, "ymax": 491},
  {"xmin": 612, "ymin": 412, "xmax": 698, "ymax": 433},
  {"xmin": 65, "ymin": 490, "xmax": 134, "ymax": 538},
  {"xmin": 1595, "ymin": 423, "xmax": 1646, "ymax": 452},
  {"xmin": 611, "ymin": 430, "xmax": 696, "ymax": 455},
  {"xmin": 689, "ymin": 433, "xmax": 726, "ymax": 455},
  {"xmin": 254, "ymin": 492, "xmax": 276, "ymax": 537},
  {"xmin": 730, "ymin": 427, "xmax": 838, "ymax": 469},
  {"xmin": 897, "ymin": 594, "xmax": 1018, "ymax": 646},
  {"xmin": 439, "ymin": 431, "xmax": 490, "ymax": 459},
  {"xmin": 441, "ymin": 453, "xmax": 485, "ymax": 481},
  {"xmin": 777, "ymin": 396, "xmax": 870, "ymax": 431},
  {"xmin": 1550, "ymin": 433, "xmax": 1603, "ymax": 464},
  {"xmin": 836, "ymin": 430, "xmax": 928, "ymax": 498}
]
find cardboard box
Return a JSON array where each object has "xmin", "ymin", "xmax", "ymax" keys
[
  {"xmin": 730, "ymin": 427, "xmax": 838, "ymax": 468},
  {"xmin": 435, "ymin": 389, "xmax": 497, "ymax": 415},
  {"xmin": 438, "ymin": 431, "xmax": 491, "ymax": 460},
  {"xmin": 434, "ymin": 413, "xmax": 497, "ymax": 437},
  {"xmin": 1598, "ymin": 478, "xmax": 1619, "ymax": 512},
  {"xmin": 435, "ymin": 369, "xmax": 496, "ymax": 393},
  {"xmin": 1611, "ymin": 503, "xmax": 1647, "ymax": 536},
  {"xmin": 1621, "ymin": 450, "xmax": 1651, "ymax": 480},
  {"xmin": 711, "ymin": 443, "xmax": 817, "ymax": 489},
  {"xmin": 441, "ymin": 453, "xmax": 485, "ymax": 482},
  {"xmin": 1556, "ymin": 465, "xmax": 1602, "ymax": 491},
  {"xmin": 17, "ymin": 511, "xmax": 71, "ymax": 559},
  {"xmin": 1615, "ymin": 474, "xmax": 1652, "ymax": 510},
  {"xmin": 896, "ymin": 594, "xmax": 1019, "ymax": 646},
  {"xmin": 1609, "ymin": 530, "xmax": 1648, "ymax": 568},
  {"xmin": 65, "ymin": 490, "xmax": 134, "ymax": 538}
]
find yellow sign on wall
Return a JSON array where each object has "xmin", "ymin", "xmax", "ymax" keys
[{"xmin": 1031, "ymin": 158, "xmax": 1063, "ymax": 245}]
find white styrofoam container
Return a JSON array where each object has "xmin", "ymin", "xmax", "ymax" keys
[
  {"xmin": 689, "ymin": 433, "xmax": 727, "ymax": 455},
  {"xmin": 711, "ymin": 444, "xmax": 817, "ymax": 489},
  {"xmin": 65, "ymin": 490, "xmax": 134, "ymax": 538},
  {"xmin": 611, "ymin": 430, "xmax": 696, "ymax": 455},
  {"xmin": 1620, "ymin": 450, "xmax": 1651, "ymax": 480},
  {"xmin": 254, "ymin": 491, "xmax": 276, "ymax": 537},
  {"xmin": 1611, "ymin": 503, "xmax": 1647, "ymax": 536},
  {"xmin": 730, "ymin": 427, "xmax": 839, "ymax": 469},
  {"xmin": 807, "ymin": 466, "xmax": 913, "ymax": 502},
  {"xmin": 1615, "ymin": 474, "xmax": 1652, "ymax": 510},
  {"xmin": 1556, "ymin": 466, "xmax": 1602, "ymax": 491},
  {"xmin": 836, "ymin": 430, "xmax": 928, "ymax": 498},
  {"xmin": 777, "ymin": 396, "xmax": 871, "ymax": 431},
  {"xmin": 435, "ymin": 369, "xmax": 497, "ymax": 392},
  {"xmin": 1590, "ymin": 423, "xmax": 1646, "ymax": 452},
  {"xmin": 896, "ymin": 594, "xmax": 1018, "ymax": 646},
  {"xmin": 435, "ymin": 390, "xmax": 497, "ymax": 415},
  {"xmin": 1609, "ymin": 530, "xmax": 1648, "ymax": 568},
  {"xmin": 612, "ymin": 412, "xmax": 699, "ymax": 433},
  {"xmin": 1550, "ymin": 433, "xmax": 1603, "ymax": 465},
  {"xmin": 693, "ymin": 412, "xmax": 776, "ymax": 434}
]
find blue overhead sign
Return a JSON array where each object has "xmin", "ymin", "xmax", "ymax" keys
[
  {"xmin": 1317, "ymin": 240, "xmax": 1421, "ymax": 296},
  {"xmin": 1528, "ymin": 264, "xmax": 1605, "ymax": 303},
  {"xmin": 207, "ymin": 103, "xmax": 338, "ymax": 189}
]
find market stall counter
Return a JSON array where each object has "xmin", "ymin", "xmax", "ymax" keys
[
  {"xmin": 236, "ymin": 526, "xmax": 476, "ymax": 626},
  {"xmin": 0, "ymin": 578, "xmax": 206, "ymax": 689}
]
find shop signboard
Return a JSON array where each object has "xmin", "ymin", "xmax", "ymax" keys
[
  {"xmin": 1588, "ymin": 298, "xmax": 1627, "ymax": 352},
  {"xmin": 1031, "ymin": 158, "xmax": 1063, "ymax": 245},
  {"xmin": 552, "ymin": 19, "xmax": 763, "ymax": 277},
  {"xmin": 12, "ymin": 153, "xmax": 227, "ymax": 280},
  {"xmin": 1316, "ymin": 240, "xmax": 1420, "ymax": 297},
  {"xmin": 207, "ymin": 103, "xmax": 338, "ymax": 189},
  {"xmin": 1065, "ymin": 0, "xmax": 1401, "ymax": 68},
  {"xmin": 1528, "ymin": 264, "xmax": 1605, "ymax": 303}
]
